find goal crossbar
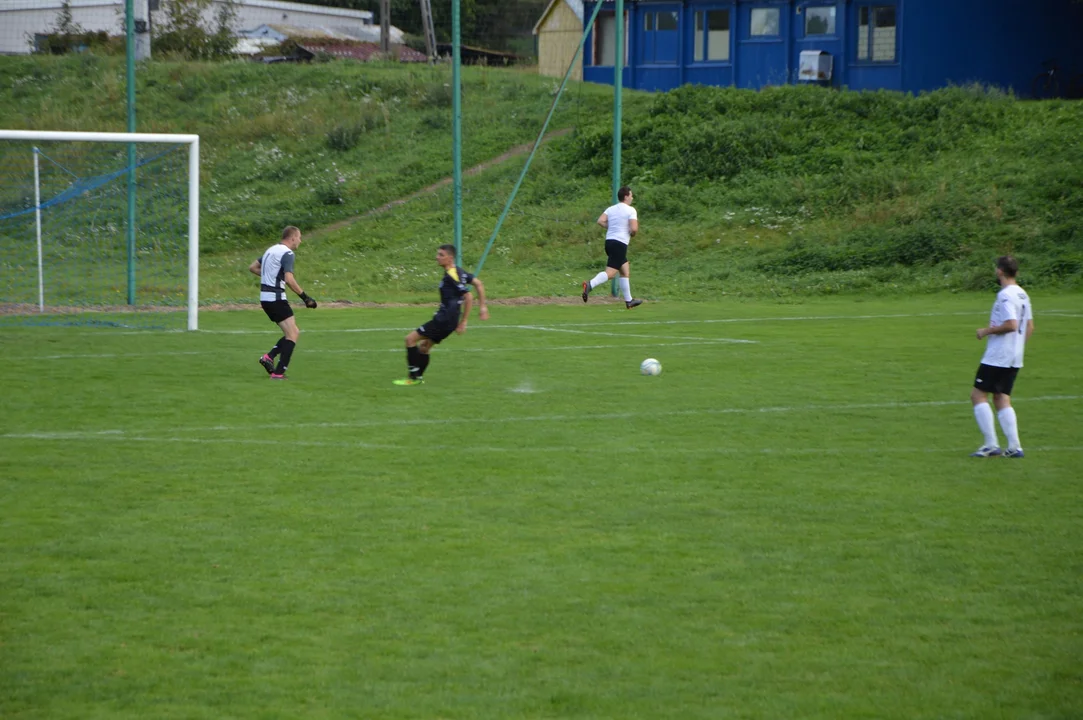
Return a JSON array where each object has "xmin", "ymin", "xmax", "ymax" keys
[{"xmin": 0, "ymin": 130, "xmax": 200, "ymax": 330}]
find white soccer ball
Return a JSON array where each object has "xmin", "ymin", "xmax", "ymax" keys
[{"xmin": 640, "ymin": 358, "xmax": 662, "ymax": 376}]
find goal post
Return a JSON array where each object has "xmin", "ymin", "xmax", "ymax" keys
[{"xmin": 0, "ymin": 129, "xmax": 199, "ymax": 330}]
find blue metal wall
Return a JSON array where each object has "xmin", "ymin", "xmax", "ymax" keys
[{"xmin": 582, "ymin": 0, "xmax": 1083, "ymax": 96}]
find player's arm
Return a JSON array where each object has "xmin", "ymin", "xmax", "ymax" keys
[
  {"xmin": 977, "ymin": 319, "xmax": 1019, "ymax": 339},
  {"xmin": 471, "ymin": 277, "xmax": 490, "ymax": 321},
  {"xmin": 457, "ymin": 292, "xmax": 473, "ymax": 334},
  {"xmin": 628, "ymin": 218, "xmax": 639, "ymax": 237},
  {"xmin": 248, "ymin": 259, "xmax": 261, "ymax": 276},
  {"xmin": 1026, "ymin": 319, "xmax": 1035, "ymax": 341},
  {"xmin": 284, "ymin": 272, "xmax": 318, "ymax": 308},
  {"xmin": 597, "ymin": 212, "xmax": 608, "ymax": 228}
]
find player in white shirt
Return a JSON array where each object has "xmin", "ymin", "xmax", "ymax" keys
[
  {"xmin": 248, "ymin": 226, "xmax": 318, "ymax": 380},
  {"xmin": 581, "ymin": 186, "xmax": 643, "ymax": 309},
  {"xmin": 970, "ymin": 256, "xmax": 1034, "ymax": 458}
]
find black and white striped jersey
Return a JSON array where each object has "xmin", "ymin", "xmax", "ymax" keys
[{"xmin": 258, "ymin": 244, "xmax": 295, "ymax": 302}]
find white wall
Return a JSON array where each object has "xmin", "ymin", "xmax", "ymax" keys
[{"xmin": 0, "ymin": 0, "xmax": 374, "ymax": 55}]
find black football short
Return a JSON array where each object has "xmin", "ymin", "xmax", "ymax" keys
[
  {"xmin": 417, "ymin": 312, "xmax": 457, "ymax": 344},
  {"xmin": 605, "ymin": 239, "xmax": 629, "ymax": 270},
  {"xmin": 974, "ymin": 363, "xmax": 1019, "ymax": 396},
  {"xmin": 261, "ymin": 300, "xmax": 294, "ymax": 324}
]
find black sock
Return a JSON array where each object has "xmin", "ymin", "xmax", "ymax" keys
[
  {"xmin": 407, "ymin": 345, "xmax": 423, "ymax": 379},
  {"xmin": 268, "ymin": 336, "xmax": 286, "ymax": 359},
  {"xmin": 275, "ymin": 339, "xmax": 295, "ymax": 374},
  {"xmin": 417, "ymin": 353, "xmax": 431, "ymax": 377}
]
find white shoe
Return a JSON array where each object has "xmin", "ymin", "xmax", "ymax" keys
[{"xmin": 969, "ymin": 445, "xmax": 1002, "ymax": 457}]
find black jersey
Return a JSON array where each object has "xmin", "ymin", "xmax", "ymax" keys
[{"xmin": 437, "ymin": 266, "xmax": 475, "ymax": 313}]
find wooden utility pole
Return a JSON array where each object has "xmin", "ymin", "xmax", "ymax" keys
[
  {"xmin": 419, "ymin": 0, "xmax": 436, "ymax": 61},
  {"xmin": 380, "ymin": 0, "xmax": 390, "ymax": 55}
]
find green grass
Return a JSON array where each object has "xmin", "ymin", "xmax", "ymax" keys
[
  {"xmin": 3, "ymin": 294, "xmax": 1082, "ymax": 718},
  {"xmin": 3, "ymin": 57, "xmax": 1082, "ymax": 302}
]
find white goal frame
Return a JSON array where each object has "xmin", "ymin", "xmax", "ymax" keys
[{"xmin": 0, "ymin": 129, "xmax": 200, "ymax": 330}]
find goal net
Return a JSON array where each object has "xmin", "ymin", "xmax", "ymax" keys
[{"xmin": 0, "ymin": 130, "xmax": 199, "ymax": 330}]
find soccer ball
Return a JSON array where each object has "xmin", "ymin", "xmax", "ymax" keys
[{"xmin": 640, "ymin": 358, "xmax": 662, "ymax": 376}]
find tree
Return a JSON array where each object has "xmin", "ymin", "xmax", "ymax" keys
[{"xmin": 152, "ymin": 0, "xmax": 237, "ymax": 59}]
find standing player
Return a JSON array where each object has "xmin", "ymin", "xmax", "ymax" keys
[
  {"xmin": 970, "ymin": 256, "xmax": 1034, "ymax": 458},
  {"xmin": 581, "ymin": 185, "xmax": 643, "ymax": 309},
  {"xmin": 248, "ymin": 225, "xmax": 317, "ymax": 380},
  {"xmin": 395, "ymin": 244, "xmax": 489, "ymax": 386}
]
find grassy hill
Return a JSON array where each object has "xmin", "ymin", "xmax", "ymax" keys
[{"xmin": 1, "ymin": 55, "xmax": 1081, "ymax": 302}]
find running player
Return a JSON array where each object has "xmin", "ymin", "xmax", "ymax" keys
[{"xmin": 581, "ymin": 186, "xmax": 643, "ymax": 309}]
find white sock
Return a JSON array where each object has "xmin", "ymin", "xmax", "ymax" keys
[
  {"xmin": 997, "ymin": 407, "xmax": 1021, "ymax": 450},
  {"xmin": 618, "ymin": 277, "xmax": 632, "ymax": 302},
  {"xmin": 973, "ymin": 403, "xmax": 999, "ymax": 448},
  {"xmin": 588, "ymin": 271, "xmax": 609, "ymax": 290}
]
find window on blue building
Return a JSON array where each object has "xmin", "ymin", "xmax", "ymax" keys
[
  {"xmin": 750, "ymin": 7, "xmax": 780, "ymax": 36},
  {"xmin": 804, "ymin": 6, "xmax": 836, "ymax": 36},
  {"xmin": 857, "ymin": 5, "xmax": 896, "ymax": 61},
  {"xmin": 693, "ymin": 10, "xmax": 730, "ymax": 62},
  {"xmin": 592, "ymin": 11, "xmax": 629, "ymax": 66},
  {"xmin": 641, "ymin": 9, "xmax": 679, "ymax": 64}
]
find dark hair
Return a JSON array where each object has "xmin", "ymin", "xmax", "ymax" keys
[
  {"xmin": 438, "ymin": 244, "xmax": 457, "ymax": 257},
  {"xmin": 617, "ymin": 186, "xmax": 633, "ymax": 202},
  {"xmin": 996, "ymin": 255, "xmax": 1019, "ymax": 278},
  {"xmin": 281, "ymin": 225, "xmax": 300, "ymax": 240}
]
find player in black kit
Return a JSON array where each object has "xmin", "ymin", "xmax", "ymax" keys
[{"xmin": 394, "ymin": 244, "xmax": 489, "ymax": 386}]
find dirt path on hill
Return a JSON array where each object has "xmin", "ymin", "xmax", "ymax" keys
[{"xmin": 310, "ymin": 127, "xmax": 575, "ymax": 239}]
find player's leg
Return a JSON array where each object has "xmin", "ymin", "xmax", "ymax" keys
[
  {"xmin": 271, "ymin": 315, "xmax": 300, "ymax": 377},
  {"xmin": 992, "ymin": 393, "xmax": 1021, "ymax": 454},
  {"xmin": 969, "ymin": 367, "xmax": 1000, "ymax": 455},
  {"xmin": 404, "ymin": 329, "xmax": 425, "ymax": 380},
  {"xmin": 416, "ymin": 338, "xmax": 433, "ymax": 378},
  {"xmin": 583, "ymin": 267, "xmax": 617, "ymax": 301},
  {"xmin": 583, "ymin": 243, "xmax": 624, "ymax": 301},
  {"xmin": 992, "ymin": 372, "xmax": 1023, "ymax": 456},
  {"xmin": 619, "ymin": 262, "xmax": 642, "ymax": 308}
]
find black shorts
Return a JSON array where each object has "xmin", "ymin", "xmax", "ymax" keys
[
  {"xmin": 261, "ymin": 300, "xmax": 294, "ymax": 324},
  {"xmin": 417, "ymin": 311, "xmax": 458, "ymax": 344},
  {"xmin": 974, "ymin": 363, "xmax": 1019, "ymax": 396},
  {"xmin": 605, "ymin": 239, "xmax": 629, "ymax": 270}
]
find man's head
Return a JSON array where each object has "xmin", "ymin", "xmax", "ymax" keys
[
  {"xmin": 618, "ymin": 186, "xmax": 633, "ymax": 204},
  {"xmin": 996, "ymin": 255, "xmax": 1019, "ymax": 283},
  {"xmin": 436, "ymin": 244, "xmax": 457, "ymax": 268},
  {"xmin": 281, "ymin": 225, "xmax": 302, "ymax": 249}
]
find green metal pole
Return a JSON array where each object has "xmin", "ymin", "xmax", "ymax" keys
[
  {"xmin": 125, "ymin": 0, "xmax": 137, "ymax": 305},
  {"xmin": 452, "ymin": 0, "xmax": 463, "ymax": 262},
  {"xmin": 611, "ymin": 0, "xmax": 624, "ymax": 296},
  {"xmin": 472, "ymin": 0, "xmax": 606, "ymax": 276}
]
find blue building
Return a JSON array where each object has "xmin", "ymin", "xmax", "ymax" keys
[{"xmin": 581, "ymin": 0, "xmax": 1083, "ymax": 97}]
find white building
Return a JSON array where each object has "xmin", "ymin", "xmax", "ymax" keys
[{"xmin": 0, "ymin": 0, "xmax": 375, "ymax": 55}]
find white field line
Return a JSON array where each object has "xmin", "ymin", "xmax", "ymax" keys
[
  {"xmin": 194, "ymin": 312, "xmax": 978, "ymax": 335},
  {"xmin": 14, "ymin": 309, "xmax": 1080, "ymax": 337},
  {"xmin": 4, "ymin": 395, "xmax": 1079, "ymax": 441},
  {"xmin": 1, "ymin": 431, "xmax": 1080, "ymax": 457},
  {"xmin": 27, "ymin": 339, "xmax": 748, "ymax": 361},
  {"xmin": 513, "ymin": 324, "xmax": 756, "ymax": 343}
]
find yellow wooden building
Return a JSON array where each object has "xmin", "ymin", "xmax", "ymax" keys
[{"xmin": 532, "ymin": 0, "xmax": 584, "ymax": 81}]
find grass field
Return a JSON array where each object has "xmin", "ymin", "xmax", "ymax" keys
[{"xmin": 2, "ymin": 293, "xmax": 1082, "ymax": 719}]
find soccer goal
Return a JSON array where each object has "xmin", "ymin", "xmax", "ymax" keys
[{"xmin": 0, "ymin": 130, "xmax": 199, "ymax": 330}]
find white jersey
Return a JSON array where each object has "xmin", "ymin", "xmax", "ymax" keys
[
  {"xmin": 259, "ymin": 243, "xmax": 296, "ymax": 302},
  {"xmin": 981, "ymin": 284, "xmax": 1032, "ymax": 368},
  {"xmin": 603, "ymin": 202, "xmax": 638, "ymax": 245}
]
